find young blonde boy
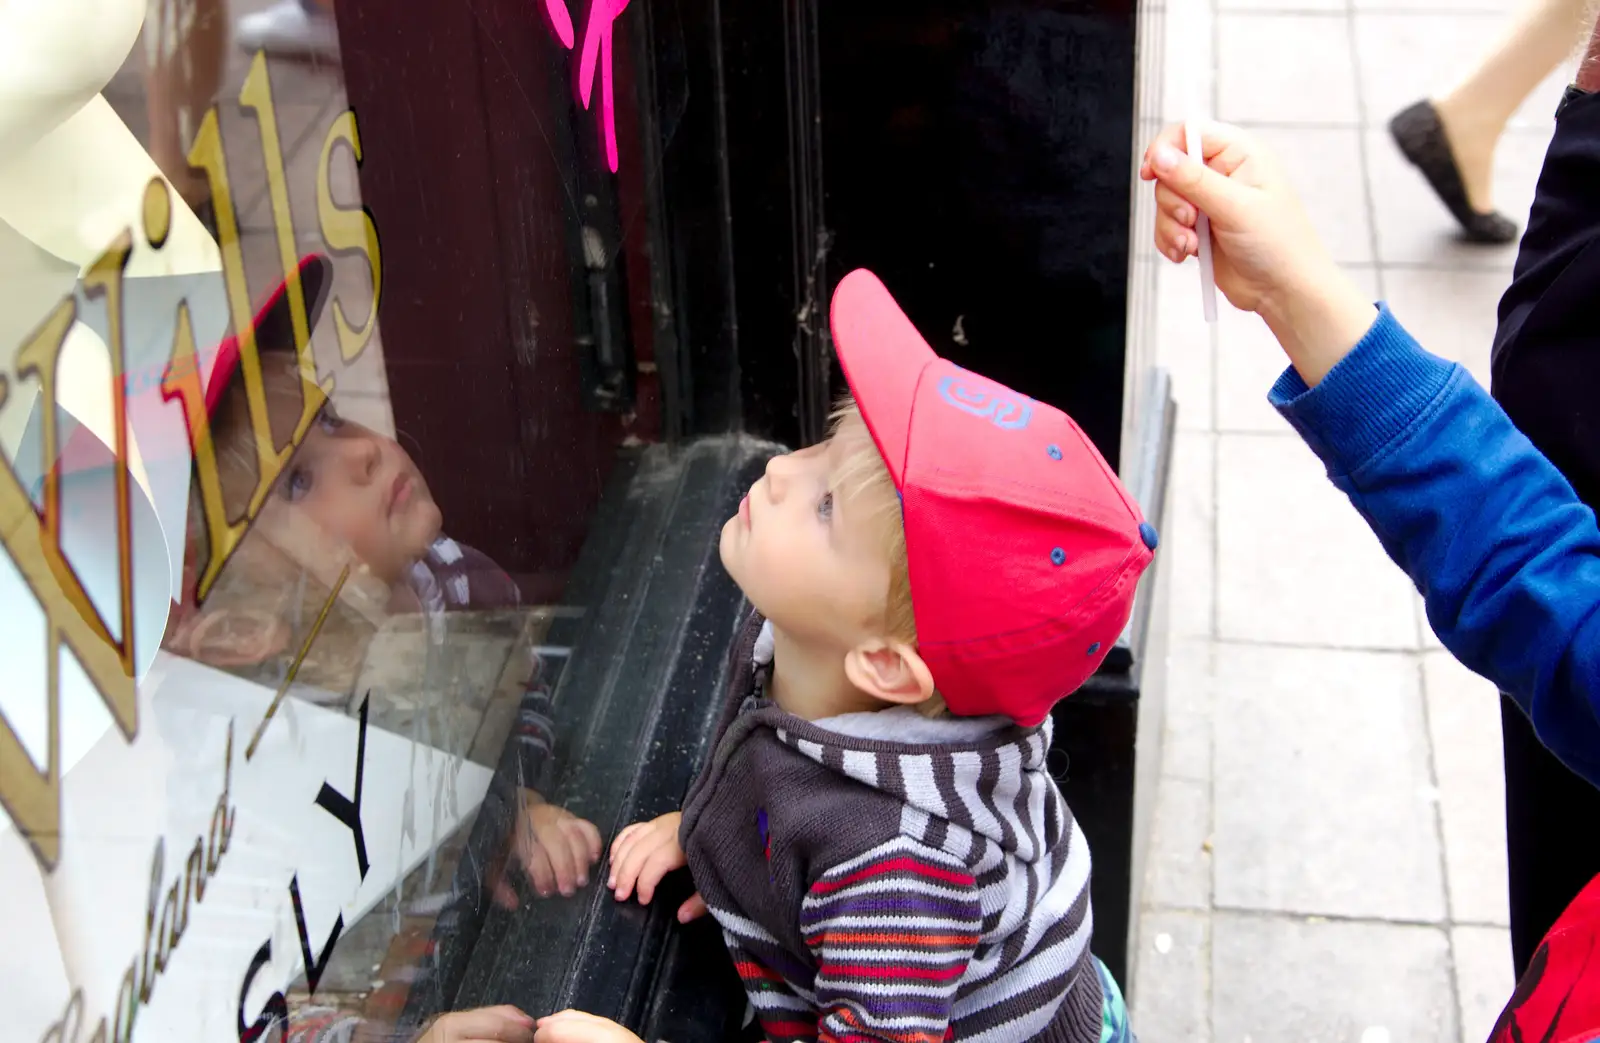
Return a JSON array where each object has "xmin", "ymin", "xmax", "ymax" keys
[{"xmin": 537, "ymin": 270, "xmax": 1157, "ymax": 1043}]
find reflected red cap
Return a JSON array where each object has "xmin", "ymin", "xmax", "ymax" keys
[
  {"xmin": 202, "ymin": 252, "xmax": 333, "ymax": 415},
  {"xmin": 830, "ymin": 269, "xmax": 1157, "ymax": 726},
  {"xmin": 56, "ymin": 253, "xmax": 333, "ymax": 476}
]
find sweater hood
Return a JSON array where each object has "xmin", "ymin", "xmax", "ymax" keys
[{"xmin": 743, "ymin": 621, "xmax": 1060, "ymax": 863}]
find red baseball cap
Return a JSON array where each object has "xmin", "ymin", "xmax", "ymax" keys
[{"xmin": 830, "ymin": 269, "xmax": 1157, "ymax": 726}]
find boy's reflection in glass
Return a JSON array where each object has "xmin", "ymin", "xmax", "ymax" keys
[{"xmin": 159, "ymin": 255, "xmax": 595, "ymax": 1034}]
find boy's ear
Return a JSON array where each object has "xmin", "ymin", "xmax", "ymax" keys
[{"xmin": 844, "ymin": 639, "xmax": 936, "ymax": 707}]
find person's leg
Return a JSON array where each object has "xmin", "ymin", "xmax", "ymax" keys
[
  {"xmin": 1433, "ymin": 0, "xmax": 1592, "ymax": 213},
  {"xmin": 1390, "ymin": 0, "xmax": 1590, "ymax": 242},
  {"xmin": 1500, "ymin": 693, "xmax": 1600, "ymax": 975}
]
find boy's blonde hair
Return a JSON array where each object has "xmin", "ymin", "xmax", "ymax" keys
[
  {"xmin": 829, "ymin": 397, "xmax": 946, "ymax": 718},
  {"xmin": 209, "ymin": 350, "xmax": 310, "ymax": 506},
  {"xmin": 171, "ymin": 357, "xmax": 379, "ymax": 690}
]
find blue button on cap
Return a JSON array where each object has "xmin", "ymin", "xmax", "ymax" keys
[
  {"xmin": 1047, "ymin": 444, "xmax": 1063, "ymax": 460},
  {"xmin": 1087, "ymin": 642, "xmax": 1102, "ymax": 656},
  {"xmin": 1139, "ymin": 522, "xmax": 1159, "ymax": 550},
  {"xmin": 1050, "ymin": 547, "xmax": 1066, "ymax": 566}
]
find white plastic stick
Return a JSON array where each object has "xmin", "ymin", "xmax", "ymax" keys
[{"xmin": 1184, "ymin": 120, "xmax": 1218, "ymax": 323}]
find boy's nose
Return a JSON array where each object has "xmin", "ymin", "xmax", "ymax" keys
[
  {"xmin": 342, "ymin": 434, "xmax": 382, "ymax": 482},
  {"xmin": 763, "ymin": 452, "xmax": 797, "ymax": 501}
]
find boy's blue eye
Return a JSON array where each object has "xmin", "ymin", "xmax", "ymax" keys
[
  {"xmin": 817, "ymin": 492, "xmax": 834, "ymax": 521},
  {"xmin": 282, "ymin": 465, "xmax": 313, "ymax": 503},
  {"xmin": 318, "ymin": 405, "xmax": 345, "ymax": 432}
]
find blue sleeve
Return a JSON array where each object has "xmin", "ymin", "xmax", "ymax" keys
[{"xmin": 1269, "ymin": 307, "xmax": 1600, "ymax": 786}]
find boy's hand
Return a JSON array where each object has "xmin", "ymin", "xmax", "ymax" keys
[
  {"xmin": 533, "ymin": 1010, "xmax": 645, "ymax": 1043},
  {"xmin": 1140, "ymin": 121, "xmax": 1378, "ymax": 386},
  {"xmin": 607, "ymin": 812, "xmax": 707, "ymax": 922},
  {"xmin": 416, "ymin": 1005, "xmax": 536, "ymax": 1043},
  {"xmin": 522, "ymin": 796, "xmax": 604, "ymax": 898},
  {"xmin": 490, "ymin": 792, "xmax": 603, "ymax": 906}
]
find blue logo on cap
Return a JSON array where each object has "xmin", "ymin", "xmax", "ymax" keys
[{"xmin": 937, "ymin": 375, "xmax": 1032, "ymax": 430}]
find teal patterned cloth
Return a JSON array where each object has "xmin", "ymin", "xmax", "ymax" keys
[{"xmin": 1096, "ymin": 958, "xmax": 1136, "ymax": 1043}]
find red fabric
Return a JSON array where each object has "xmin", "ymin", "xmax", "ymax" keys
[
  {"xmin": 203, "ymin": 252, "xmax": 332, "ymax": 415},
  {"xmin": 829, "ymin": 269, "xmax": 1154, "ymax": 725},
  {"xmin": 1490, "ymin": 871, "xmax": 1600, "ymax": 1043},
  {"xmin": 51, "ymin": 253, "xmax": 331, "ymax": 485}
]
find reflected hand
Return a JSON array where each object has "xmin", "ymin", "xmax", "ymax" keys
[
  {"xmin": 417, "ymin": 1005, "xmax": 537, "ymax": 1043},
  {"xmin": 607, "ymin": 812, "xmax": 706, "ymax": 921},
  {"xmin": 491, "ymin": 792, "xmax": 603, "ymax": 905},
  {"xmin": 533, "ymin": 1010, "xmax": 646, "ymax": 1043}
]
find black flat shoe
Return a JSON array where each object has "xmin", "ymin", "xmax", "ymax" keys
[{"xmin": 1389, "ymin": 100, "xmax": 1519, "ymax": 245}]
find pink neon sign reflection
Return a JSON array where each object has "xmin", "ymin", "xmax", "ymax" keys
[{"xmin": 544, "ymin": 0, "xmax": 632, "ymax": 172}]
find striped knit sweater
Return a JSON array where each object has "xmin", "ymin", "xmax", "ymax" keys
[{"xmin": 679, "ymin": 616, "xmax": 1103, "ymax": 1043}]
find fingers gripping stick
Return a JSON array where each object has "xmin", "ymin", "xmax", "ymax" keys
[{"xmin": 1185, "ymin": 121, "xmax": 1219, "ymax": 323}]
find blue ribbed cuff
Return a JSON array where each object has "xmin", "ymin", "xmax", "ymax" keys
[{"xmin": 1268, "ymin": 304, "xmax": 1458, "ymax": 476}]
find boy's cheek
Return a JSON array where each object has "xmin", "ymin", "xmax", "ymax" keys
[
  {"xmin": 299, "ymin": 494, "xmax": 440, "ymax": 582},
  {"xmin": 257, "ymin": 502, "xmax": 375, "ymax": 590},
  {"xmin": 719, "ymin": 541, "xmax": 781, "ymax": 617},
  {"xmin": 717, "ymin": 538, "xmax": 750, "ymax": 596}
]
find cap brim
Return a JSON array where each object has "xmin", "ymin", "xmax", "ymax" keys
[
  {"xmin": 51, "ymin": 253, "xmax": 335, "ymax": 480},
  {"xmin": 829, "ymin": 269, "xmax": 937, "ymax": 484},
  {"xmin": 203, "ymin": 252, "xmax": 334, "ymax": 416}
]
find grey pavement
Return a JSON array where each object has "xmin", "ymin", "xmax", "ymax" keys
[{"xmin": 1131, "ymin": 0, "xmax": 1570, "ymax": 1037}]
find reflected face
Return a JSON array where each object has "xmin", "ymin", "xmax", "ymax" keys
[
  {"xmin": 719, "ymin": 414, "xmax": 896, "ymax": 648},
  {"xmin": 167, "ymin": 384, "xmax": 442, "ymax": 672},
  {"xmin": 257, "ymin": 401, "xmax": 443, "ymax": 588},
  {"xmin": 210, "ymin": 358, "xmax": 442, "ymax": 590}
]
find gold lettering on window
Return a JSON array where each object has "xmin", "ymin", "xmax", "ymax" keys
[
  {"xmin": 317, "ymin": 110, "xmax": 382, "ymax": 364},
  {"xmin": 0, "ymin": 244, "xmax": 140, "ymax": 870}
]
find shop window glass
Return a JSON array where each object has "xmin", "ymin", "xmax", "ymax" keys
[{"xmin": 1, "ymin": 1, "xmax": 690, "ymax": 1039}]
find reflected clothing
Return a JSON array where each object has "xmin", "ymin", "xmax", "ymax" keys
[
  {"xmin": 680, "ymin": 615, "xmax": 1106, "ymax": 1043},
  {"xmin": 407, "ymin": 535, "xmax": 556, "ymax": 777},
  {"xmin": 269, "ymin": 538, "xmax": 555, "ymax": 1043},
  {"xmin": 281, "ymin": 1008, "xmax": 361, "ymax": 1043},
  {"xmin": 273, "ymin": 539, "xmax": 555, "ymax": 1043}
]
